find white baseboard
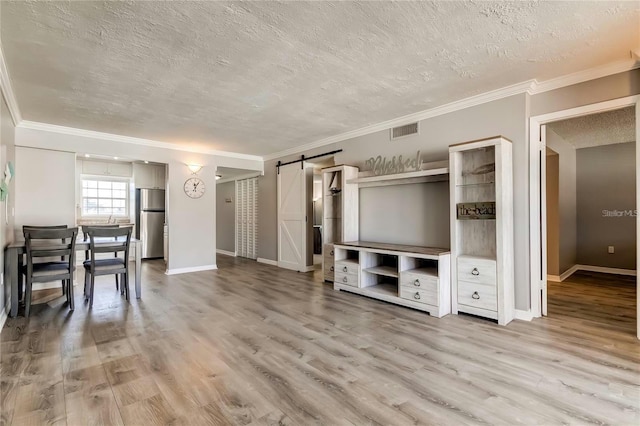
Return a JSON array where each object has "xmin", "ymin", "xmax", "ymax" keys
[
  {"xmin": 165, "ymin": 264, "xmax": 218, "ymax": 275},
  {"xmin": 575, "ymin": 264, "xmax": 636, "ymax": 277},
  {"xmin": 216, "ymin": 249, "xmax": 236, "ymax": 257},
  {"xmin": 514, "ymin": 309, "xmax": 534, "ymax": 321},
  {"xmin": 302, "ymin": 265, "xmax": 315, "ymax": 273},
  {"xmin": 257, "ymin": 258, "xmax": 277, "ymax": 266},
  {"xmin": 550, "ymin": 264, "xmax": 636, "ymax": 282},
  {"xmin": 548, "ymin": 264, "xmax": 580, "ymax": 282}
]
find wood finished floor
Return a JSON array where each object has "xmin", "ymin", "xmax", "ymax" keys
[{"xmin": 1, "ymin": 257, "xmax": 638, "ymax": 425}]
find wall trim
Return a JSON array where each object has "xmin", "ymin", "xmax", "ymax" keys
[
  {"xmin": 575, "ymin": 264, "xmax": 637, "ymax": 277},
  {"xmin": 529, "ymin": 58, "xmax": 640, "ymax": 94},
  {"xmin": 17, "ymin": 121, "xmax": 263, "ymax": 162},
  {"xmin": 263, "ymin": 79, "xmax": 536, "ymax": 161},
  {"xmin": 514, "ymin": 309, "xmax": 534, "ymax": 322},
  {"xmin": 529, "ymin": 95, "xmax": 640, "ymax": 318},
  {"xmin": 0, "ymin": 44, "xmax": 22, "ymax": 126},
  {"xmin": 257, "ymin": 257, "xmax": 277, "ymax": 266},
  {"xmin": 165, "ymin": 264, "xmax": 218, "ymax": 275},
  {"xmin": 262, "ymin": 59, "xmax": 640, "ymax": 162},
  {"xmin": 216, "ymin": 249, "xmax": 236, "ymax": 257},
  {"xmin": 216, "ymin": 171, "xmax": 262, "ymax": 185}
]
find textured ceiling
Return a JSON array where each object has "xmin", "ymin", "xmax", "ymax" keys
[
  {"xmin": 1, "ymin": 1, "xmax": 638, "ymax": 156},
  {"xmin": 548, "ymin": 107, "xmax": 636, "ymax": 149}
]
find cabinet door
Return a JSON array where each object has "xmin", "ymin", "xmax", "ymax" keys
[
  {"xmin": 154, "ymin": 165, "xmax": 166, "ymax": 189},
  {"xmin": 133, "ymin": 163, "xmax": 155, "ymax": 188},
  {"xmin": 108, "ymin": 162, "xmax": 132, "ymax": 177},
  {"xmin": 82, "ymin": 160, "xmax": 108, "ymax": 175}
]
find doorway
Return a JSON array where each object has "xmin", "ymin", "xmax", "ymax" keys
[{"xmin": 529, "ymin": 96, "xmax": 640, "ymax": 338}]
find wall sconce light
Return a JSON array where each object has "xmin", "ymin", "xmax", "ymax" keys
[
  {"xmin": 215, "ymin": 174, "xmax": 222, "ymax": 180},
  {"xmin": 187, "ymin": 164, "xmax": 203, "ymax": 174}
]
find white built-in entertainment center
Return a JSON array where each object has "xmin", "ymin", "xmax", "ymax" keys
[{"xmin": 323, "ymin": 136, "xmax": 515, "ymax": 325}]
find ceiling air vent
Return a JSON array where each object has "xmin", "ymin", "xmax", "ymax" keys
[{"xmin": 390, "ymin": 122, "xmax": 419, "ymax": 140}]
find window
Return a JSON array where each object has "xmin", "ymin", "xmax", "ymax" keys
[{"xmin": 81, "ymin": 179, "xmax": 128, "ymax": 217}]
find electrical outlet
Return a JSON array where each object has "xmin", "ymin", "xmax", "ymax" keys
[{"xmin": 608, "ymin": 246, "xmax": 615, "ymax": 254}]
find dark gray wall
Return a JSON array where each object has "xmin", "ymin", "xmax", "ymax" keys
[
  {"xmin": 577, "ymin": 142, "xmax": 636, "ymax": 269},
  {"xmin": 216, "ymin": 181, "xmax": 236, "ymax": 253}
]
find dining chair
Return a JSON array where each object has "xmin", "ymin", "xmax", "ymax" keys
[
  {"xmin": 22, "ymin": 227, "xmax": 78, "ymax": 317},
  {"xmin": 83, "ymin": 226, "xmax": 132, "ymax": 308},
  {"xmin": 21, "ymin": 225, "xmax": 69, "ymax": 300},
  {"xmin": 82, "ymin": 224, "xmax": 121, "ymax": 291}
]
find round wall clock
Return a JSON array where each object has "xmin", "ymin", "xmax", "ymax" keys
[{"xmin": 184, "ymin": 177, "xmax": 205, "ymax": 199}]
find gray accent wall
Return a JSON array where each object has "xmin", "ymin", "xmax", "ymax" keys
[
  {"xmin": 576, "ymin": 142, "xmax": 636, "ymax": 269},
  {"xmin": 216, "ymin": 181, "xmax": 236, "ymax": 253},
  {"xmin": 545, "ymin": 128, "xmax": 577, "ymax": 275},
  {"xmin": 359, "ymin": 182, "xmax": 450, "ymax": 248},
  {"xmin": 1, "ymin": 93, "xmax": 16, "ymax": 315}
]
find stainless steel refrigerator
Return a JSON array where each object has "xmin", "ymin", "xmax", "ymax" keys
[{"xmin": 135, "ymin": 189, "xmax": 165, "ymax": 259}]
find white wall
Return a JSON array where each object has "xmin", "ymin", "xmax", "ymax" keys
[
  {"xmin": 14, "ymin": 126, "xmax": 262, "ymax": 272},
  {"xmin": 15, "ymin": 147, "xmax": 76, "ymax": 231},
  {"xmin": 1, "ymin": 93, "xmax": 16, "ymax": 315}
]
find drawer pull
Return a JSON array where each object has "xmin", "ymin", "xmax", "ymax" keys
[
  {"xmin": 414, "ymin": 279, "xmax": 420, "ymax": 287},
  {"xmin": 330, "ymin": 266, "xmax": 334, "ymax": 272},
  {"xmin": 343, "ymin": 276, "xmax": 348, "ymax": 283},
  {"xmin": 414, "ymin": 292, "xmax": 421, "ymax": 300},
  {"xmin": 342, "ymin": 266, "xmax": 348, "ymax": 273},
  {"xmin": 330, "ymin": 250, "xmax": 334, "ymax": 256},
  {"xmin": 472, "ymin": 291, "xmax": 480, "ymax": 299},
  {"xmin": 471, "ymin": 268, "xmax": 480, "ymax": 276}
]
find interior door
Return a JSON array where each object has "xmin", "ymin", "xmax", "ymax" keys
[
  {"xmin": 540, "ymin": 124, "xmax": 548, "ymax": 316},
  {"xmin": 277, "ymin": 163, "xmax": 308, "ymax": 271}
]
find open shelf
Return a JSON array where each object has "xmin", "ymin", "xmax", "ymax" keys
[
  {"xmin": 405, "ymin": 266, "xmax": 438, "ymax": 278},
  {"xmin": 362, "ymin": 283, "xmax": 398, "ymax": 298},
  {"xmin": 340, "ymin": 258, "xmax": 359, "ymax": 265},
  {"xmin": 363, "ymin": 265, "xmax": 398, "ymax": 278},
  {"xmin": 347, "ymin": 167, "xmax": 449, "ymax": 188},
  {"xmin": 456, "ymin": 181, "xmax": 495, "ymax": 187}
]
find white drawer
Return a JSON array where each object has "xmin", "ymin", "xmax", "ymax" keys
[
  {"xmin": 400, "ymin": 271, "xmax": 438, "ymax": 292},
  {"xmin": 400, "ymin": 287, "xmax": 437, "ymax": 306},
  {"xmin": 458, "ymin": 280, "xmax": 497, "ymax": 311},
  {"xmin": 457, "ymin": 257, "xmax": 496, "ymax": 285},
  {"xmin": 335, "ymin": 261, "xmax": 359, "ymax": 275},
  {"xmin": 323, "ymin": 244, "xmax": 335, "ymax": 258},
  {"xmin": 335, "ymin": 272, "xmax": 358, "ymax": 287}
]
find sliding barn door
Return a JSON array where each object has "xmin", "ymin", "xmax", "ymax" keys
[
  {"xmin": 236, "ymin": 177, "xmax": 258, "ymax": 259},
  {"xmin": 277, "ymin": 163, "xmax": 311, "ymax": 271}
]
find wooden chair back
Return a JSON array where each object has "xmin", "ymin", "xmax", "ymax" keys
[
  {"xmin": 23, "ymin": 227, "xmax": 78, "ymax": 274},
  {"xmin": 85, "ymin": 226, "xmax": 132, "ymax": 269}
]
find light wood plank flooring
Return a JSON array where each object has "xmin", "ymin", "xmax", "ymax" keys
[{"xmin": 1, "ymin": 257, "xmax": 638, "ymax": 425}]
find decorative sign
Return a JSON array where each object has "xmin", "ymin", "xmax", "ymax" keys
[
  {"xmin": 364, "ymin": 151, "xmax": 421, "ymax": 176},
  {"xmin": 457, "ymin": 202, "xmax": 496, "ymax": 220}
]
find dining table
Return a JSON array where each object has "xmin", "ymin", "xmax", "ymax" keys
[{"xmin": 5, "ymin": 237, "xmax": 142, "ymax": 317}]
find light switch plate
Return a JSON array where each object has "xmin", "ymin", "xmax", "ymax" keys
[{"xmin": 608, "ymin": 246, "xmax": 615, "ymax": 254}]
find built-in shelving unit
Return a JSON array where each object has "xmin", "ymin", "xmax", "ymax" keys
[
  {"xmin": 333, "ymin": 241, "xmax": 451, "ymax": 317},
  {"xmin": 449, "ymin": 136, "xmax": 514, "ymax": 325},
  {"xmin": 322, "ymin": 164, "xmax": 359, "ymax": 282}
]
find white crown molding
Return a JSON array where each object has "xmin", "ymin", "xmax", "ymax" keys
[
  {"xmin": 216, "ymin": 171, "xmax": 262, "ymax": 184},
  {"xmin": 263, "ymin": 80, "xmax": 536, "ymax": 161},
  {"xmin": 17, "ymin": 120, "xmax": 263, "ymax": 162},
  {"xmin": 0, "ymin": 44, "xmax": 22, "ymax": 126},
  {"xmin": 529, "ymin": 58, "xmax": 640, "ymax": 94},
  {"xmin": 263, "ymin": 59, "xmax": 640, "ymax": 162},
  {"xmin": 165, "ymin": 264, "xmax": 218, "ymax": 275}
]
